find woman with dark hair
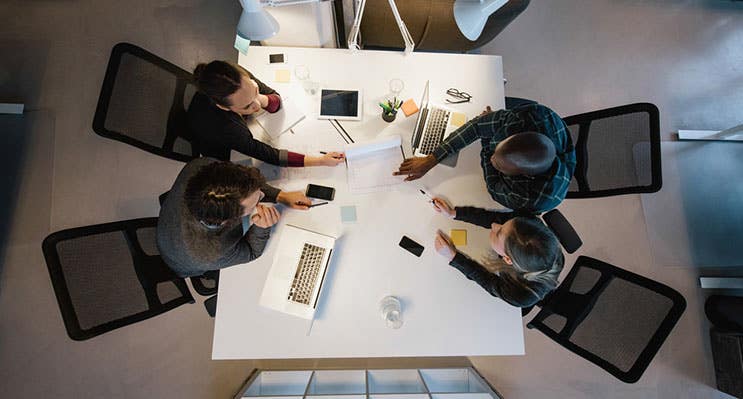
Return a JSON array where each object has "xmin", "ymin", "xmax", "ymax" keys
[
  {"xmin": 187, "ymin": 60, "xmax": 344, "ymax": 166},
  {"xmin": 431, "ymin": 197, "xmax": 564, "ymax": 308},
  {"xmin": 157, "ymin": 158, "xmax": 311, "ymax": 278}
]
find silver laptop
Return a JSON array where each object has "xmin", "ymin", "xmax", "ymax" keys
[
  {"xmin": 259, "ymin": 224, "xmax": 336, "ymax": 320},
  {"xmin": 411, "ymin": 81, "xmax": 459, "ymax": 158}
]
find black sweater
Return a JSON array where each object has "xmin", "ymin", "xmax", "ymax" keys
[
  {"xmin": 186, "ymin": 72, "xmax": 289, "ymax": 164},
  {"xmin": 449, "ymin": 206, "xmax": 560, "ymax": 308}
]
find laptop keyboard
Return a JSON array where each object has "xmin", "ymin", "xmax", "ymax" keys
[
  {"xmin": 418, "ymin": 108, "xmax": 451, "ymax": 155},
  {"xmin": 287, "ymin": 243, "xmax": 327, "ymax": 306}
]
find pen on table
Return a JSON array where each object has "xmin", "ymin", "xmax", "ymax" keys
[{"xmin": 308, "ymin": 202, "xmax": 329, "ymax": 208}]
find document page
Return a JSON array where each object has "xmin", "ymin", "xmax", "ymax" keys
[
  {"xmin": 345, "ymin": 135, "xmax": 404, "ymax": 194},
  {"xmin": 255, "ymin": 96, "xmax": 306, "ymax": 140}
]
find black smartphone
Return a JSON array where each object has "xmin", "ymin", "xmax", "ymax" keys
[
  {"xmin": 399, "ymin": 236, "xmax": 424, "ymax": 257},
  {"xmin": 306, "ymin": 184, "xmax": 335, "ymax": 201},
  {"xmin": 269, "ymin": 53, "xmax": 286, "ymax": 64}
]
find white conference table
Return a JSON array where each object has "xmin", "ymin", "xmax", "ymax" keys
[{"xmin": 212, "ymin": 46, "xmax": 519, "ymax": 359}]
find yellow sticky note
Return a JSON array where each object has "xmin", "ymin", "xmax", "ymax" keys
[
  {"xmin": 450, "ymin": 229, "xmax": 467, "ymax": 246},
  {"xmin": 275, "ymin": 69, "xmax": 290, "ymax": 83},
  {"xmin": 451, "ymin": 112, "xmax": 466, "ymax": 127}
]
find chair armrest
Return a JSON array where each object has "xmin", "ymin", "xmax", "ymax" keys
[{"xmin": 542, "ymin": 209, "xmax": 582, "ymax": 254}]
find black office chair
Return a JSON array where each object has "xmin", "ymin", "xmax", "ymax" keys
[
  {"xmin": 41, "ymin": 217, "xmax": 194, "ymax": 340},
  {"xmin": 563, "ymin": 103, "xmax": 662, "ymax": 198},
  {"xmin": 526, "ymin": 255, "xmax": 686, "ymax": 383},
  {"xmin": 92, "ymin": 42, "xmax": 199, "ymax": 162}
]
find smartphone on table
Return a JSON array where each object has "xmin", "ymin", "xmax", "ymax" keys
[
  {"xmin": 399, "ymin": 236, "xmax": 424, "ymax": 257},
  {"xmin": 306, "ymin": 184, "xmax": 335, "ymax": 201}
]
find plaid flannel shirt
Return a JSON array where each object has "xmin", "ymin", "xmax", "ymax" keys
[{"xmin": 433, "ymin": 104, "xmax": 576, "ymax": 213}]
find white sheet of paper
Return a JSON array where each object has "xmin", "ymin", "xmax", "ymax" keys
[
  {"xmin": 345, "ymin": 135, "xmax": 404, "ymax": 194},
  {"xmin": 255, "ymin": 96, "xmax": 306, "ymax": 140}
]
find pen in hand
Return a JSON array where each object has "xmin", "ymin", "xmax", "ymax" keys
[
  {"xmin": 320, "ymin": 151, "xmax": 345, "ymax": 160},
  {"xmin": 419, "ymin": 189, "xmax": 434, "ymax": 204},
  {"xmin": 308, "ymin": 202, "xmax": 329, "ymax": 208}
]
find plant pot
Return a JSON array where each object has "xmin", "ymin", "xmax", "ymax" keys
[{"xmin": 382, "ymin": 112, "xmax": 397, "ymax": 122}]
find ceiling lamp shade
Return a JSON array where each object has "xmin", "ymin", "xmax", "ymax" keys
[
  {"xmin": 237, "ymin": 0, "xmax": 280, "ymax": 41},
  {"xmin": 453, "ymin": 0, "xmax": 508, "ymax": 41}
]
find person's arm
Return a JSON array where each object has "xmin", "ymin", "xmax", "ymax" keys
[
  {"xmin": 217, "ymin": 205, "xmax": 280, "ymax": 267},
  {"xmin": 453, "ymin": 206, "xmax": 516, "ymax": 229},
  {"xmin": 432, "ymin": 109, "xmax": 511, "ymax": 162},
  {"xmin": 217, "ymin": 224, "xmax": 272, "ymax": 267},
  {"xmin": 397, "ymin": 109, "xmax": 513, "ymax": 181},
  {"xmin": 449, "ymin": 252, "xmax": 539, "ymax": 308},
  {"xmin": 261, "ymin": 183, "xmax": 312, "ymax": 210},
  {"xmin": 249, "ymin": 71, "xmax": 282, "ymax": 113},
  {"xmin": 261, "ymin": 183, "xmax": 281, "ymax": 203},
  {"xmin": 224, "ymin": 116, "xmax": 304, "ymax": 166}
]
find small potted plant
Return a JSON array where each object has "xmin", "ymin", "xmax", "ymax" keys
[{"xmin": 379, "ymin": 98, "xmax": 402, "ymax": 122}]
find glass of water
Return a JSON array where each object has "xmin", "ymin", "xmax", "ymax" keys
[
  {"xmin": 294, "ymin": 65, "xmax": 319, "ymax": 96},
  {"xmin": 379, "ymin": 295, "xmax": 403, "ymax": 329}
]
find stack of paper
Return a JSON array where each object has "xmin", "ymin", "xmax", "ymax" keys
[{"xmin": 345, "ymin": 135, "xmax": 405, "ymax": 194}]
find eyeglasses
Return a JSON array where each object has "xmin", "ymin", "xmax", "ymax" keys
[{"xmin": 446, "ymin": 88, "xmax": 472, "ymax": 104}]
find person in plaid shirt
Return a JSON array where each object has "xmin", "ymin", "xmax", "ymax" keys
[{"xmin": 394, "ymin": 102, "xmax": 576, "ymax": 214}]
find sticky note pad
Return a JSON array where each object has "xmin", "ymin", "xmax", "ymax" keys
[
  {"xmin": 275, "ymin": 69, "xmax": 290, "ymax": 83},
  {"xmin": 450, "ymin": 112, "xmax": 466, "ymax": 127},
  {"xmin": 401, "ymin": 98, "xmax": 419, "ymax": 117},
  {"xmin": 341, "ymin": 206, "xmax": 357, "ymax": 223},
  {"xmin": 450, "ymin": 229, "xmax": 467, "ymax": 246}
]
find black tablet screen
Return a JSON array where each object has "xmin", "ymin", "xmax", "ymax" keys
[{"xmin": 320, "ymin": 90, "xmax": 359, "ymax": 118}]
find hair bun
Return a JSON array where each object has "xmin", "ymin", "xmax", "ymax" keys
[{"xmin": 193, "ymin": 63, "xmax": 207, "ymax": 81}]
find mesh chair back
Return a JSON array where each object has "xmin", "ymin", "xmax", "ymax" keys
[
  {"xmin": 42, "ymin": 217, "xmax": 194, "ymax": 340},
  {"xmin": 93, "ymin": 42, "xmax": 199, "ymax": 162},
  {"xmin": 527, "ymin": 256, "xmax": 685, "ymax": 383},
  {"xmin": 563, "ymin": 103, "xmax": 661, "ymax": 198}
]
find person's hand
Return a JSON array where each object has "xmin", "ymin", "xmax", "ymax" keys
[
  {"xmin": 479, "ymin": 106, "xmax": 493, "ymax": 117},
  {"xmin": 434, "ymin": 230, "xmax": 457, "ymax": 261},
  {"xmin": 393, "ymin": 154, "xmax": 437, "ymax": 181},
  {"xmin": 305, "ymin": 152, "xmax": 345, "ymax": 167},
  {"xmin": 257, "ymin": 93, "xmax": 270, "ymax": 109},
  {"xmin": 432, "ymin": 197, "xmax": 456, "ymax": 218},
  {"xmin": 251, "ymin": 204, "xmax": 281, "ymax": 228},
  {"xmin": 276, "ymin": 191, "xmax": 311, "ymax": 210}
]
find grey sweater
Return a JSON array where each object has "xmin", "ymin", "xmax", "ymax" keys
[{"xmin": 156, "ymin": 157, "xmax": 281, "ymax": 278}]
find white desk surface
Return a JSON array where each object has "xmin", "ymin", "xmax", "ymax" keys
[{"xmin": 212, "ymin": 46, "xmax": 519, "ymax": 359}]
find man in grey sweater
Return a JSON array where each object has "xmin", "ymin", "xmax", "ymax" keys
[{"xmin": 157, "ymin": 157, "xmax": 312, "ymax": 278}]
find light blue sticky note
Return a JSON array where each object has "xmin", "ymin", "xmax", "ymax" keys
[
  {"xmin": 340, "ymin": 206, "xmax": 357, "ymax": 223},
  {"xmin": 234, "ymin": 35, "xmax": 251, "ymax": 56}
]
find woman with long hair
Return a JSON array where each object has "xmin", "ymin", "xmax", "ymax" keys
[
  {"xmin": 431, "ymin": 197, "xmax": 564, "ymax": 307},
  {"xmin": 187, "ymin": 60, "xmax": 344, "ymax": 167}
]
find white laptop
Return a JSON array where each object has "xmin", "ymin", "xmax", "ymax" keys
[
  {"xmin": 259, "ymin": 224, "xmax": 336, "ymax": 320},
  {"xmin": 411, "ymin": 81, "xmax": 459, "ymax": 158}
]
